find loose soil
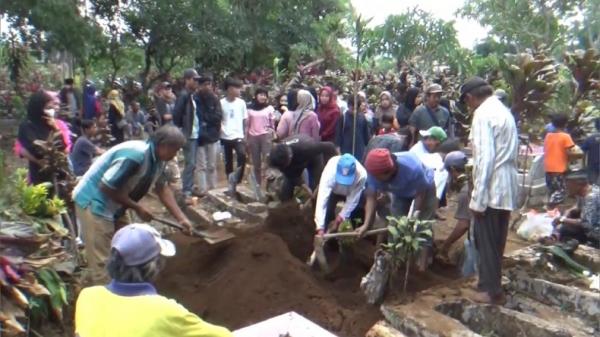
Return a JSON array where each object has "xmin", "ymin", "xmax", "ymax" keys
[{"xmin": 155, "ymin": 204, "xmax": 465, "ymax": 337}]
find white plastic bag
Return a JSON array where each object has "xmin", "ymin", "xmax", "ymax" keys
[{"xmin": 517, "ymin": 211, "xmax": 556, "ymax": 241}]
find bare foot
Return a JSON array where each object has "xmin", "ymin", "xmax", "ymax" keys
[{"xmin": 471, "ymin": 291, "xmax": 493, "ymax": 304}]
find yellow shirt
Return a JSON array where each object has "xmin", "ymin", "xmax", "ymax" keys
[{"xmin": 75, "ymin": 283, "xmax": 232, "ymax": 337}]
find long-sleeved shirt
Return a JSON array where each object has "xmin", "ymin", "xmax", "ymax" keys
[
  {"xmin": 335, "ymin": 112, "xmax": 370, "ymax": 163},
  {"xmin": 468, "ymin": 96, "xmax": 519, "ymax": 212},
  {"xmin": 409, "ymin": 141, "xmax": 448, "ymax": 199},
  {"xmin": 314, "ymin": 155, "xmax": 367, "ymax": 230},
  {"xmin": 276, "ymin": 110, "xmax": 320, "ymax": 141}
]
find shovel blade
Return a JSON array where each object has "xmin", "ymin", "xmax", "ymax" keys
[{"xmin": 193, "ymin": 228, "xmax": 235, "ymax": 245}]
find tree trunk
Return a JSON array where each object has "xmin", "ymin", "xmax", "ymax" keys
[{"xmin": 403, "ymin": 260, "xmax": 410, "ymax": 293}]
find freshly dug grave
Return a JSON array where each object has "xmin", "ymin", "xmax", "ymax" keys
[
  {"xmin": 156, "ymin": 204, "xmax": 461, "ymax": 337},
  {"xmin": 156, "ymin": 231, "xmax": 381, "ymax": 337}
]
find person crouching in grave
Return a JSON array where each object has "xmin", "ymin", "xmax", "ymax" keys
[
  {"xmin": 268, "ymin": 135, "xmax": 337, "ymax": 202},
  {"xmin": 75, "ymin": 223, "xmax": 232, "ymax": 337},
  {"xmin": 358, "ymin": 148, "xmax": 437, "ymax": 271},
  {"xmin": 314, "ymin": 154, "xmax": 367, "ymax": 237}
]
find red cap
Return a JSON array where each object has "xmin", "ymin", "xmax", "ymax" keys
[{"xmin": 365, "ymin": 148, "xmax": 395, "ymax": 175}]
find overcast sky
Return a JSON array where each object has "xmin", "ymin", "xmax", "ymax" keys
[{"xmin": 350, "ymin": 0, "xmax": 489, "ymax": 48}]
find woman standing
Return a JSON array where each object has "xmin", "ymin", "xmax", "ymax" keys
[
  {"xmin": 276, "ymin": 89, "xmax": 320, "ymax": 141},
  {"xmin": 107, "ymin": 89, "xmax": 126, "ymax": 144},
  {"xmin": 246, "ymin": 87, "xmax": 275, "ymax": 184},
  {"xmin": 335, "ymin": 95, "xmax": 370, "ymax": 163},
  {"xmin": 317, "ymin": 86, "xmax": 340, "ymax": 142},
  {"xmin": 16, "ymin": 91, "xmax": 71, "ymax": 185},
  {"xmin": 374, "ymin": 91, "xmax": 399, "ymax": 132},
  {"xmin": 396, "ymin": 87, "xmax": 420, "ymax": 128}
]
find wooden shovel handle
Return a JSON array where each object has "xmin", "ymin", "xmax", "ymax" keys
[{"xmin": 322, "ymin": 227, "xmax": 388, "ymax": 240}]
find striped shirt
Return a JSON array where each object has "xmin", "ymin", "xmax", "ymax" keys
[
  {"xmin": 73, "ymin": 140, "xmax": 166, "ymax": 221},
  {"xmin": 468, "ymin": 96, "xmax": 519, "ymax": 212}
]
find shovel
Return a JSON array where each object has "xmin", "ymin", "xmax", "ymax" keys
[
  {"xmin": 153, "ymin": 217, "xmax": 235, "ymax": 245},
  {"xmin": 308, "ymin": 227, "xmax": 389, "ymax": 273}
]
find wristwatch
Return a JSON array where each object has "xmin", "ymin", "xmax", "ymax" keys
[{"xmin": 559, "ymin": 216, "xmax": 566, "ymax": 223}]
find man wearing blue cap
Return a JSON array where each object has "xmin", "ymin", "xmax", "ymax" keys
[
  {"xmin": 76, "ymin": 223, "xmax": 232, "ymax": 337},
  {"xmin": 314, "ymin": 154, "xmax": 367, "ymax": 235}
]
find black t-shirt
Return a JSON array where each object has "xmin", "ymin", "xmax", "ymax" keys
[{"xmin": 279, "ymin": 136, "xmax": 337, "ymax": 179}]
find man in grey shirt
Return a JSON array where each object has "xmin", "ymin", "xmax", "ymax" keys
[{"xmin": 409, "ymin": 83, "xmax": 450, "ymax": 139}]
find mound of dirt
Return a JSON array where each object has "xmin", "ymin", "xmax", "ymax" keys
[{"xmin": 156, "ymin": 231, "xmax": 382, "ymax": 337}]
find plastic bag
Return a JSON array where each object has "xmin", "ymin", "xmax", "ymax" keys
[
  {"xmin": 360, "ymin": 250, "xmax": 391, "ymax": 304},
  {"xmin": 517, "ymin": 210, "xmax": 558, "ymax": 242}
]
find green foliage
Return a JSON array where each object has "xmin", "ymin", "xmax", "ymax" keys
[
  {"xmin": 14, "ymin": 169, "xmax": 66, "ymax": 218},
  {"xmin": 382, "ymin": 216, "xmax": 433, "ymax": 293},
  {"xmin": 500, "ymin": 49, "xmax": 559, "ymax": 134},
  {"xmin": 459, "ymin": 0, "xmax": 584, "ymax": 53},
  {"xmin": 36, "ymin": 268, "xmax": 68, "ymax": 321},
  {"xmin": 372, "ymin": 7, "xmax": 463, "ymax": 74}
]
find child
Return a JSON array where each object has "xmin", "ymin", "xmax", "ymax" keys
[
  {"xmin": 335, "ymin": 95, "xmax": 370, "ymax": 163},
  {"xmin": 70, "ymin": 119, "xmax": 105, "ymax": 176},
  {"xmin": 377, "ymin": 113, "xmax": 397, "ymax": 135},
  {"xmin": 544, "ymin": 114, "xmax": 578, "ymax": 208}
]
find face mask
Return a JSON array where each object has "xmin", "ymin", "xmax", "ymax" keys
[{"xmin": 44, "ymin": 108, "xmax": 56, "ymax": 118}]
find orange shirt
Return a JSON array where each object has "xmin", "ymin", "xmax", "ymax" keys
[{"xmin": 544, "ymin": 131, "xmax": 575, "ymax": 173}]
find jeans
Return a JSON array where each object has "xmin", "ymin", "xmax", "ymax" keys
[
  {"xmin": 221, "ymin": 138, "xmax": 246, "ymax": 184},
  {"xmin": 197, "ymin": 141, "xmax": 219, "ymax": 193},
  {"xmin": 182, "ymin": 139, "xmax": 198, "ymax": 195},
  {"xmin": 247, "ymin": 133, "xmax": 272, "ymax": 184}
]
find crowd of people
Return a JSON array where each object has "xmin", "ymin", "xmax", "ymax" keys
[{"xmin": 11, "ymin": 66, "xmax": 599, "ymax": 336}]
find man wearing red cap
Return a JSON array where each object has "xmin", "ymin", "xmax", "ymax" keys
[{"xmin": 358, "ymin": 148, "xmax": 437, "ymax": 270}]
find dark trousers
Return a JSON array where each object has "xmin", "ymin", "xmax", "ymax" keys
[
  {"xmin": 221, "ymin": 138, "xmax": 246, "ymax": 183},
  {"xmin": 324, "ymin": 193, "xmax": 365, "ymax": 231},
  {"xmin": 474, "ymin": 207, "xmax": 510, "ymax": 297},
  {"xmin": 279, "ymin": 176, "xmax": 303, "ymax": 201}
]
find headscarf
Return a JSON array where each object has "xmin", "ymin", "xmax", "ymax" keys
[
  {"xmin": 404, "ymin": 87, "xmax": 420, "ymax": 112},
  {"xmin": 317, "ymin": 86, "xmax": 340, "ymax": 142},
  {"xmin": 251, "ymin": 87, "xmax": 269, "ymax": 110},
  {"xmin": 107, "ymin": 89, "xmax": 125, "ymax": 117},
  {"xmin": 376, "ymin": 91, "xmax": 397, "ymax": 120},
  {"xmin": 82, "ymin": 84, "xmax": 97, "ymax": 120},
  {"xmin": 292, "ymin": 89, "xmax": 315, "ymax": 134}
]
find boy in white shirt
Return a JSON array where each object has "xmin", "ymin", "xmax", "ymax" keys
[{"xmin": 220, "ymin": 78, "xmax": 248, "ymax": 187}]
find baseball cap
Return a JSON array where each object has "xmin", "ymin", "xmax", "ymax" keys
[
  {"xmin": 444, "ymin": 151, "xmax": 468, "ymax": 170},
  {"xmin": 336, "ymin": 154, "xmax": 357, "ymax": 186},
  {"xmin": 419, "ymin": 126, "xmax": 447, "ymax": 142},
  {"xmin": 565, "ymin": 170, "xmax": 588, "ymax": 181},
  {"xmin": 459, "ymin": 77, "xmax": 488, "ymax": 103},
  {"xmin": 425, "ymin": 83, "xmax": 443, "ymax": 94},
  {"xmin": 183, "ymin": 68, "xmax": 199, "ymax": 80},
  {"xmin": 111, "ymin": 223, "xmax": 176, "ymax": 266}
]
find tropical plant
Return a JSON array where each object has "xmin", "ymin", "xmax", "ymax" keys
[
  {"xmin": 382, "ymin": 216, "xmax": 433, "ymax": 293},
  {"xmin": 500, "ymin": 48, "xmax": 559, "ymax": 134}
]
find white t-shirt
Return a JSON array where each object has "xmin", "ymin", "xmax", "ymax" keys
[
  {"xmin": 220, "ymin": 97, "xmax": 248, "ymax": 140},
  {"xmin": 409, "ymin": 141, "xmax": 448, "ymax": 199},
  {"xmin": 190, "ymin": 97, "xmax": 199, "ymax": 140}
]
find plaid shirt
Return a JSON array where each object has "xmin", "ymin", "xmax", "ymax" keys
[{"xmin": 469, "ymin": 96, "xmax": 519, "ymax": 212}]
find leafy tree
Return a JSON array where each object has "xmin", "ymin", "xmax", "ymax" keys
[
  {"xmin": 459, "ymin": 0, "xmax": 585, "ymax": 52},
  {"xmin": 373, "ymin": 8, "xmax": 463, "ymax": 75}
]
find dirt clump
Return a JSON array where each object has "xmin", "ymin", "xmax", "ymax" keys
[{"xmin": 156, "ymin": 231, "xmax": 382, "ymax": 337}]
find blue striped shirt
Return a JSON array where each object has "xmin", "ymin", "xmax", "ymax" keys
[
  {"xmin": 73, "ymin": 140, "xmax": 165, "ymax": 220},
  {"xmin": 469, "ymin": 96, "xmax": 519, "ymax": 212}
]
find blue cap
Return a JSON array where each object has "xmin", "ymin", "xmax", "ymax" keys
[
  {"xmin": 444, "ymin": 151, "xmax": 468, "ymax": 170},
  {"xmin": 336, "ymin": 154, "xmax": 357, "ymax": 186},
  {"xmin": 111, "ymin": 223, "xmax": 176, "ymax": 266}
]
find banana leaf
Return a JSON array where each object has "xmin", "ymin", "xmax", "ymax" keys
[{"xmin": 542, "ymin": 245, "xmax": 589, "ymax": 275}]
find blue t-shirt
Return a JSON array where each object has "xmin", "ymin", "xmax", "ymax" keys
[
  {"xmin": 366, "ymin": 152, "xmax": 434, "ymax": 198},
  {"xmin": 70, "ymin": 136, "xmax": 97, "ymax": 176}
]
